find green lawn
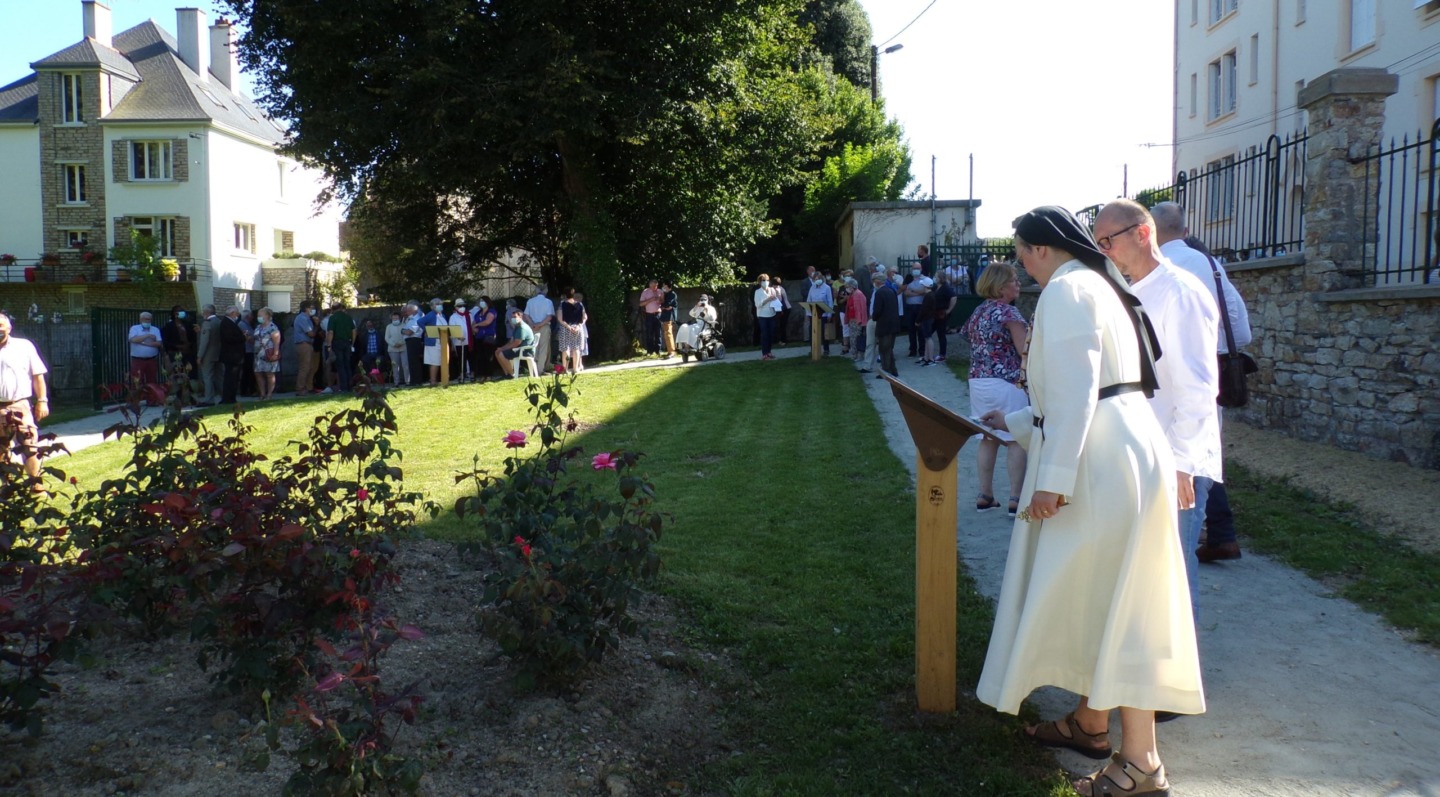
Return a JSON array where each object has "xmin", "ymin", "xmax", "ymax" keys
[{"xmin": 55, "ymin": 360, "xmax": 1072, "ymax": 795}]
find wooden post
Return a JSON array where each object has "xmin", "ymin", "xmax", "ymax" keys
[
  {"xmin": 428, "ymin": 325, "xmax": 451, "ymax": 388},
  {"xmin": 800, "ymin": 301, "xmax": 832, "ymax": 361},
  {"xmin": 914, "ymin": 451, "xmax": 958, "ymax": 712},
  {"xmin": 883, "ymin": 374, "xmax": 999, "ymax": 713}
]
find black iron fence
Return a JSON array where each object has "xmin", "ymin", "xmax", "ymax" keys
[
  {"xmin": 1357, "ymin": 118, "xmax": 1440, "ymax": 286},
  {"xmin": 1132, "ymin": 131, "xmax": 1307, "ymax": 264}
]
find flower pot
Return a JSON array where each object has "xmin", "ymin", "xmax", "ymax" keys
[{"xmin": 23, "ymin": 267, "xmax": 36, "ymax": 282}]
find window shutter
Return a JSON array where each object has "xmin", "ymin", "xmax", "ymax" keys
[{"xmin": 112, "ymin": 140, "xmax": 128, "ymax": 183}]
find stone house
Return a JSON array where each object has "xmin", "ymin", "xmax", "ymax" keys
[{"xmin": 0, "ymin": 0, "xmax": 343, "ymax": 311}]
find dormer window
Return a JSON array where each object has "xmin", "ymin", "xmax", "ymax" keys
[
  {"xmin": 61, "ymin": 73, "xmax": 83, "ymax": 123},
  {"xmin": 131, "ymin": 141, "xmax": 173, "ymax": 181}
]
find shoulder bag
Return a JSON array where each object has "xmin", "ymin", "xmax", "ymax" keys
[{"xmin": 1212, "ymin": 262, "xmax": 1258, "ymax": 408}]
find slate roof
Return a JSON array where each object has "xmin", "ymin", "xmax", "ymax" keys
[
  {"xmin": 30, "ymin": 38, "xmax": 141, "ymax": 81},
  {"xmin": 0, "ymin": 75, "xmax": 38, "ymax": 124},
  {"xmin": 0, "ymin": 20, "xmax": 285, "ymax": 145}
]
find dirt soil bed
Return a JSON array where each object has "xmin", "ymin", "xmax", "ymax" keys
[
  {"xmin": 1223, "ymin": 421, "xmax": 1440, "ymax": 554},
  {"xmin": 0, "ymin": 540, "xmax": 730, "ymax": 797}
]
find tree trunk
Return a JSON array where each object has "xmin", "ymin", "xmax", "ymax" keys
[{"xmin": 556, "ymin": 133, "xmax": 629, "ymax": 359}]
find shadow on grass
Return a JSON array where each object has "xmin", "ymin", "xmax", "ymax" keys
[{"xmin": 427, "ymin": 357, "xmax": 1070, "ymax": 795}]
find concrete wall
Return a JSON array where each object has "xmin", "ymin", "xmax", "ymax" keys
[{"xmin": 846, "ymin": 204, "xmax": 980, "ymax": 271}]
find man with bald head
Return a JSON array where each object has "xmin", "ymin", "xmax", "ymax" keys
[
  {"xmin": 1092, "ymin": 199, "xmax": 1220, "ymax": 621},
  {"xmin": 126, "ymin": 311, "xmax": 163, "ymax": 386}
]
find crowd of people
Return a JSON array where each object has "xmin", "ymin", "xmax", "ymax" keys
[{"xmin": 112, "ymin": 284, "xmax": 592, "ymax": 404}]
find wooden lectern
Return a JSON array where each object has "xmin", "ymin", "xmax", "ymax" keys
[
  {"xmin": 799, "ymin": 302, "xmax": 833, "ymax": 361},
  {"xmin": 883, "ymin": 374, "xmax": 1000, "ymax": 713},
  {"xmin": 424, "ymin": 325, "xmax": 467, "ymax": 387}
]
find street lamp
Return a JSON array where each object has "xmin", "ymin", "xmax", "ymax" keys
[{"xmin": 870, "ymin": 43, "xmax": 904, "ymax": 103}]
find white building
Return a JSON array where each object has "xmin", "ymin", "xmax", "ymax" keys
[
  {"xmin": 0, "ymin": 1, "xmax": 343, "ymax": 309},
  {"xmin": 1174, "ymin": 0, "xmax": 1440, "ymax": 176},
  {"xmin": 835, "ymin": 200, "xmax": 982, "ymax": 272}
]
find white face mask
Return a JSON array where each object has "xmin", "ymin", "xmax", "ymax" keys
[
  {"xmin": 912, "ymin": 269, "xmax": 921, "ymax": 277},
  {"xmin": 760, "ymin": 280, "xmax": 770, "ymax": 288},
  {"xmin": 479, "ymin": 302, "xmax": 487, "ymax": 310}
]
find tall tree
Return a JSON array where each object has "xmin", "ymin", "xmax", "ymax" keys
[{"xmin": 223, "ymin": 0, "xmax": 821, "ymax": 354}]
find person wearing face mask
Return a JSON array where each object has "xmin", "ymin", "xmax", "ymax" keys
[
  {"xmin": 401, "ymin": 302, "xmax": 424, "ymax": 386},
  {"xmin": 804, "ymin": 270, "xmax": 835, "ymax": 356},
  {"xmin": 448, "ymin": 298, "xmax": 473, "ymax": 382},
  {"xmin": 126, "ymin": 311, "xmax": 163, "ymax": 386},
  {"xmin": 196, "ymin": 304, "xmax": 224, "ymax": 405},
  {"xmin": 659, "ymin": 280, "xmax": 679, "ymax": 357},
  {"xmin": 384, "ymin": 310, "xmax": 410, "ymax": 387},
  {"xmin": 470, "ymin": 297, "xmax": 499, "ymax": 381},
  {"xmin": 217, "ymin": 306, "xmax": 248, "ymax": 405},
  {"xmin": 293, "ymin": 300, "xmax": 320, "ymax": 395},
  {"xmin": 494, "ymin": 307, "xmax": 537, "ymax": 378},
  {"xmin": 525, "ymin": 284, "xmax": 556, "ymax": 368},
  {"xmin": 420, "ymin": 298, "xmax": 447, "ymax": 386},
  {"xmin": 0, "ymin": 312, "xmax": 50, "ymax": 486},
  {"xmin": 903, "ymin": 265, "xmax": 933, "ymax": 358},
  {"xmin": 753, "ymin": 273, "xmax": 782, "ymax": 360},
  {"xmin": 161, "ymin": 305, "xmax": 196, "ymax": 385},
  {"xmin": 252, "ymin": 307, "xmax": 282, "ymax": 400}
]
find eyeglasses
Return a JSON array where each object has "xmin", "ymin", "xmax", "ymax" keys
[{"xmin": 1096, "ymin": 223, "xmax": 1140, "ymax": 251}]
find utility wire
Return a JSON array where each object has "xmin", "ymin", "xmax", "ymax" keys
[{"xmin": 879, "ymin": 0, "xmax": 938, "ymax": 47}]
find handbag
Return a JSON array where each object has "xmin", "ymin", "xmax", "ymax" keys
[
  {"xmin": 263, "ymin": 344, "xmax": 281, "ymax": 363},
  {"xmin": 1212, "ymin": 263, "xmax": 1256, "ymax": 407}
]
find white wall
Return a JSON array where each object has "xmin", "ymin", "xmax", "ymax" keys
[
  {"xmin": 104, "ymin": 122, "xmax": 211, "ymax": 280},
  {"xmin": 849, "ymin": 206, "xmax": 979, "ymax": 270},
  {"xmin": 1175, "ymin": 0, "xmax": 1440, "ymax": 178},
  {"xmin": 0, "ymin": 126, "xmax": 43, "ymax": 275},
  {"xmin": 205, "ymin": 128, "xmax": 341, "ymax": 293}
]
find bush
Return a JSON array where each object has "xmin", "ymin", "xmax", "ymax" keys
[
  {"xmin": 0, "ymin": 422, "xmax": 86, "ymax": 736},
  {"xmin": 457, "ymin": 371, "xmax": 665, "ymax": 688}
]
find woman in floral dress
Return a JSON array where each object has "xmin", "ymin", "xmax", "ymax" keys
[
  {"xmin": 962, "ymin": 261, "xmax": 1029, "ymax": 516},
  {"xmin": 252, "ymin": 307, "xmax": 282, "ymax": 400}
]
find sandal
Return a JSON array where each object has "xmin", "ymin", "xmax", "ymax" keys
[
  {"xmin": 976, "ymin": 493, "xmax": 1001, "ymax": 512},
  {"xmin": 1007, "ymin": 496, "xmax": 1021, "ymax": 518},
  {"xmin": 1073, "ymin": 752, "xmax": 1171, "ymax": 796},
  {"xmin": 1023, "ymin": 712, "xmax": 1111, "ymax": 759}
]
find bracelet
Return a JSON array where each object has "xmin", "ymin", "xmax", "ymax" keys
[{"xmin": 36, "ymin": 399, "xmax": 48, "ymax": 404}]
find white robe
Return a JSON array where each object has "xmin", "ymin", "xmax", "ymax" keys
[{"xmin": 976, "ymin": 260, "xmax": 1205, "ymax": 716}]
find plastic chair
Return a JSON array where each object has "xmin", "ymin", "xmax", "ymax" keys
[{"xmin": 512, "ymin": 344, "xmax": 539, "ymax": 378}]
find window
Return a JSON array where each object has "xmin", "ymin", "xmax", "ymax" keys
[
  {"xmin": 277, "ymin": 162, "xmax": 286, "ymax": 199},
  {"xmin": 1249, "ymin": 34, "xmax": 1260, "ymax": 84},
  {"xmin": 1208, "ymin": 51, "xmax": 1238, "ymax": 120},
  {"xmin": 1189, "ymin": 73, "xmax": 1198, "ymax": 117},
  {"xmin": 1209, "ymin": 0, "xmax": 1237, "ymax": 25},
  {"xmin": 1205, "ymin": 155, "xmax": 1237, "ymax": 222},
  {"xmin": 130, "ymin": 141, "xmax": 173, "ymax": 181},
  {"xmin": 131, "ymin": 217, "xmax": 176, "ymax": 257},
  {"xmin": 63, "ymin": 164, "xmax": 86, "ymax": 204},
  {"xmin": 61, "ymin": 73, "xmax": 83, "ymax": 123},
  {"xmin": 1350, "ymin": 0, "xmax": 1376, "ymax": 51},
  {"xmin": 234, "ymin": 222, "xmax": 257, "ymax": 253},
  {"xmin": 64, "ymin": 230, "xmax": 89, "ymax": 249}
]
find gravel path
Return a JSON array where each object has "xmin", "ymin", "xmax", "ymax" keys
[
  {"xmin": 862, "ymin": 358, "xmax": 1440, "ymax": 797},
  {"xmin": 37, "ymin": 342, "xmax": 1440, "ymax": 795}
]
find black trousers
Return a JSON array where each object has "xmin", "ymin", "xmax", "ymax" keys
[
  {"xmin": 643, "ymin": 313, "xmax": 661, "ymax": 353},
  {"xmin": 220, "ymin": 358, "xmax": 242, "ymax": 404},
  {"xmin": 405, "ymin": 338, "xmax": 424, "ymax": 385},
  {"xmin": 875, "ymin": 331, "xmax": 897, "ymax": 376}
]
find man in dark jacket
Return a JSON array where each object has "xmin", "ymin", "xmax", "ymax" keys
[
  {"xmin": 218, "ymin": 306, "xmax": 248, "ymax": 404},
  {"xmin": 868, "ymin": 270, "xmax": 900, "ymax": 379}
]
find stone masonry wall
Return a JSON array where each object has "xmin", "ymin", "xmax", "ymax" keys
[{"xmin": 37, "ymin": 71, "xmax": 107, "ymax": 260}]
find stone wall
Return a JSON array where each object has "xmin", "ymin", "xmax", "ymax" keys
[{"xmin": 1221, "ymin": 68, "xmax": 1440, "ymax": 469}]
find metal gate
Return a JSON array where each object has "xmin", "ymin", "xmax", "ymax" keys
[{"xmin": 90, "ymin": 307, "xmax": 175, "ymax": 409}]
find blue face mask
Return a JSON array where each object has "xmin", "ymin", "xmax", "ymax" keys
[{"xmin": 177, "ymin": 311, "xmax": 186, "ymax": 319}]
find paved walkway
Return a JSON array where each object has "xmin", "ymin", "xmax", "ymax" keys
[
  {"xmin": 861, "ymin": 356, "xmax": 1440, "ymax": 797},
  {"xmin": 37, "ymin": 340, "xmax": 1440, "ymax": 795}
]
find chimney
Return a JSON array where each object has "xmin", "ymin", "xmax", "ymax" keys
[
  {"xmin": 176, "ymin": 8, "xmax": 209, "ymax": 82},
  {"xmin": 82, "ymin": 0, "xmax": 112, "ymax": 48},
  {"xmin": 209, "ymin": 18, "xmax": 238, "ymax": 91}
]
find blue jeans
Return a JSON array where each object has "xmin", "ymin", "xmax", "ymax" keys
[
  {"xmin": 758, "ymin": 315, "xmax": 776, "ymax": 355},
  {"xmin": 1179, "ymin": 475, "xmax": 1214, "ymax": 625}
]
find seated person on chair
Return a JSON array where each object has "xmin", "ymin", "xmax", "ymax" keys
[
  {"xmin": 494, "ymin": 307, "xmax": 537, "ymax": 378},
  {"xmin": 676, "ymin": 295, "xmax": 718, "ymax": 351}
]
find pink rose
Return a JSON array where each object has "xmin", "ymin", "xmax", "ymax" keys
[
  {"xmin": 591, "ymin": 452, "xmax": 618, "ymax": 471},
  {"xmin": 503, "ymin": 430, "xmax": 527, "ymax": 448},
  {"xmin": 357, "ymin": 488, "xmax": 370, "ymax": 501}
]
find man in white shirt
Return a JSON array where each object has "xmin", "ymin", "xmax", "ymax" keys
[
  {"xmin": 524, "ymin": 285, "xmax": 556, "ymax": 369},
  {"xmin": 126, "ymin": 311, "xmax": 164, "ymax": 386},
  {"xmin": 1151, "ymin": 203, "xmax": 1252, "ymax": 353},
  {"xmin": 448, "ymin": 298, "xmax": 473, "ymax": 382},
  {"xmin": 0, "ymin": 313, "xmax": 50, "ymax": 483},
  {"xmin": 1094, "ymin": 200, "xmax": 1220, "ymax": 618},
  {"xmin": 1151, "ymin": 202, "xmax": 1254, "ymax": 564}
]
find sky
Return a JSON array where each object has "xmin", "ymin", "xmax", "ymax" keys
[
  {"xmin": 1, "ymin": 0, "xmax": 1177, "ymax": 239},
  {"xmin": 857, "ymin": 0, "xmax": 1177, "ymax": 236}
]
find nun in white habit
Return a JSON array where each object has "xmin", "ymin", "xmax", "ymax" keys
[{"xmin": 977, "ymin": 206, "xmax": 1203, "ymax": 797}]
